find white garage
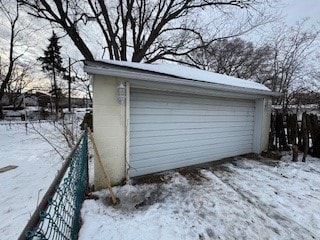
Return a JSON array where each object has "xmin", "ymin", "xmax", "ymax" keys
[
  {"xmin": 130, "ymin": 89, "xmax": 255, "ymax": 177},
  {"xmin": 84, "ymin": 60, "xmax": 277, "ymax": 189}
]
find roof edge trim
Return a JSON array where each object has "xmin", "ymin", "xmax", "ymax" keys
[{"xmin": 84, "ymin": 61, "xmax": 281, "ymax": 98}]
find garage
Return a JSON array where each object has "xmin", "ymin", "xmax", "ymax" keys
[
  {"xmin": 130, "ymin": 89, "xmax": 255, "ymax": 177},
  {"xmin": 84, "ymin": 59, "xmax": 277, "ymax": 188}
]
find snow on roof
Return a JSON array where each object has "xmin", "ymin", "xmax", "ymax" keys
[{"xmin": 98, "ymin": 59, "xmax": 271, "ymax": 92}]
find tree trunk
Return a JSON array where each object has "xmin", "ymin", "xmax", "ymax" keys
[{"xmin": 53, "ymin": 63, "xmax": 59, "ymax": 120}]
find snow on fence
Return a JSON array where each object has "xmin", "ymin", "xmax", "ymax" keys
[
  {"xmin": 269, "ymin": 112, "xmax": 320, "ymax": 157},
  {"xmin": 18, "ymin": 130, "xmax": 88, "ymax": 240}
]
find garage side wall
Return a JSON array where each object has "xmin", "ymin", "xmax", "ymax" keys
[
  {"xmin": 92, "ymin": 75, "xmax": 126, "ymax": 189},
  {"xmin": 253, "ymin": 98, "xmax": 271, "ymax": 153},
  {"xmin": 261, "ymin": 99, "xmax": 272, "ymax": 151}
]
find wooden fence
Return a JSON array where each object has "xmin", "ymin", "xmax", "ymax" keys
[{"xmin": 269, "ymin": 112, "xmax": 320, "ymax": 158}]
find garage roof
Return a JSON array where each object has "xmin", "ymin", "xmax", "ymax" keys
[{"xmin": 84, "ymin": 60, "xmax": 279, "ymax": 97}]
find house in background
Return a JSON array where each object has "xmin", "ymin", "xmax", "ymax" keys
[
  {"xmin": 1, "ymin": 91, "xmax": 91, "ymax": 120},
  {"xmin": 1, "ymin": 91, "xmax": 90, "ymax": 109},
  {"xmin": 84, "ymin": 60, "xmax": 279, "ymax": 189}
]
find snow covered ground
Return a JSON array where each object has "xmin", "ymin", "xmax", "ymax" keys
[
  {"xmin": 2, "ymin": 120, "xmax": 320, "ymax": 240},
  {"xmin": 79, "ymin": 154, "xmax": 320, "ymax": 240},
  {"xmin": 0, "ymin": 121, "xmax": 71, "ymax": 240}
]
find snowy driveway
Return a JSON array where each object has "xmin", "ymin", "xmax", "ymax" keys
[{"xmin": 80, "ymin": 155, "xmax": 320, "ymax": 240}]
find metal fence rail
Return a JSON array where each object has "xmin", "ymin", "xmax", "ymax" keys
[{"xmin": 18, "ymin": 130, "xmax": 88, "ymax": 240}]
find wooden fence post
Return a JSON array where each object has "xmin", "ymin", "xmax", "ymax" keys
[
  {"xmin": 269, "ymin": 111, "xmax": 319, "ymax": 160},
  {"xmin": 275, "ymin": 113, "xmax": 288, "ymax": 150},
  {"xmin": 301, "ymin": 112, "xmax": 308, "ymax": 162},
  {"xmin": 287, "ymin": 114, "xmax": 293, "ymax": 144},
  {"xmin": 308, "ymin": 114, "xmax": 319, "ymax": 143},
  {"xmin": 287, "ymin": 114, "xmax": 299, "ymax": 162},
  {"xmin": 308, "ymin": 114, "xmax": 320, "ymax": 157}
]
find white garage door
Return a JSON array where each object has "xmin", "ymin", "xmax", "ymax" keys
[{"xmin": 129, "ymin": 89, "xmax": 255, "ymax": 177}]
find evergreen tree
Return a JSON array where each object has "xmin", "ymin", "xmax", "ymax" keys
[{"xmin": 38, "ymin": 31, "xmax": 66, "ymax": 118}]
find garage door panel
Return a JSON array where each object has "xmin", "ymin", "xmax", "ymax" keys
[
  {"xmin": 131, "ymin": 100, "xmax": 253, "ymax": 112},
  {"xmin": 130, "ymin": 145, "xmax": 252, "ymax": 177},
  {"xmin": 131, "ymin": 121, "xmax": 254, "ymax": 132},
  {"xmin": 131, "ymin": 106, "xmax": 254, "ymax": 115},
  {"xmin": 131, "ymin": 110, "xmax": 254, "ymax": 118},
  {"xmin": 131, "ymin": 90, "xmax": 254, "ymax": 107},
  {"xmin": 131, "ymin": 130, "xmax": 254, "ymax": 147},
  {"xmin": 131, "ymin": 141, "xmax": 253, "ymax": 163},
  {"xmin": 131, "ymin": 125, "xmax": 254, "ymax": 138},
  {"xmin": 130, "ymin": 89, "xmax": 255, "ymax": 177},
  {"xmin": 131, "ymin": 134, "xmax": 253, "ymax": 154},
  {"xmin": 131, "ymin": 114, "xmax": 254, "ymax": 124},
  {"xmin": 133, "ymin": 144, "xmax": 252, "ymax": 167}
]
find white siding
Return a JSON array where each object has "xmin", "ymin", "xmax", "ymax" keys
[{"xmin": 129, "ymin": 89, "xmax": 255, "ymax": 177}]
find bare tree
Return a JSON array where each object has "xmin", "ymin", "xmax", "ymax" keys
[
  {"xmin": 3, "ymin": 61, "xmax": 34, "ymax": 110},
  {"xmin": 0, "ymin": 0, "xmax": 25, "ymax": 117},
  {"xmin": 4, "ymin": 62, "xmax": 33, "ymax": 94},
  {"xmin": 261, "ymin": 20, "xmax": 319, "ymax": 108},
  {"xmin": 18, "ymin": 0, "xmax": 274, "ymax": 62},
  {"xmin": 184, "ymin": 37, "xmax": 272, "ymax": 80},
  {"xmin": 310, "ymin": 54, "xmax": 320, "ymax": 98},
  {"xmin": 73, "ymin": 71, "xmax": 92, "ymax": 104},
  {"xmin": 62, "ymin": 59, "xmax": 92, "ymax": 107},
  {"xmin": 191, "ymin": 21, "xmax": 319, "ymax": 111}
]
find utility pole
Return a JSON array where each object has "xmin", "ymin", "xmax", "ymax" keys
[{"xmin": 68, "ymin": 57, "xmax": 71, "ymax": 112}]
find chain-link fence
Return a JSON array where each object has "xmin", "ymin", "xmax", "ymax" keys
[{"xmin": 18, "ymin": 130, "xmax": 88, "ymax": 240}]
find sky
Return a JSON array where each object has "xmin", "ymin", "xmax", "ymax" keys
[
  {"xmin": 1, "ymin": 0, "xmax": 319, "ymax": 65},
  {"xmin": 284, "ymin": 0, "xmax": 320, "ymax": 26},
  {"xmin": 0, "ymin": 0, "xmax": 320, "ymax": 94}
]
